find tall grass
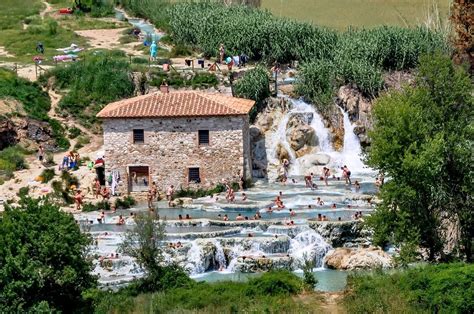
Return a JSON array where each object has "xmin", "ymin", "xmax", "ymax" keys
[{"xmin": 344, "ymin": 263, "xmax": 474, "ymax": 313}]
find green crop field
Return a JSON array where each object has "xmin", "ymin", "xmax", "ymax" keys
[{"xmin": 261, "ymin": 0, "xmax": 451, "ymax": 30}]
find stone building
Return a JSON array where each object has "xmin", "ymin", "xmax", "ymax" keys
[{"xmin": 97, "ymin": 91, "xmax": 255, "ymax": 194}]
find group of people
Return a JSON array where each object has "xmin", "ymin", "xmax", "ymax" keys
[
  {"xmin": 146, "ymin": 183, "xmax": 175, "ymax": 210},
  {"xmin": 217, "ymin": 43, "xmax": 249, "ymax": 69},
  {"xmin": 61, "ymin": 151, "xmax": 80, "ymax": 171}
]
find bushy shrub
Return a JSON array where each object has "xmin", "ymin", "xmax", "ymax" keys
[
  {"xmin": 0, "ymin": 145, "xmax": 27, "ymax": 171},
  {"xmin": 60, "ymin": 170, "xmax": 79, "ymax": 190},
  {"xmin": 245, "ymin": 270, "xmax": 303, "ymax": 296},
  {"xmin": 169, "ymin": 44, "xmax": 193, "ymax": 57},
  {"xmin": 0, "ymin": 68, "xmax": 50, "ymax": 121},
  {"xmin": 295, "ymin": 59, "xmax": 337, "ymax": 114},
  {"xmin": 82, "ymin": 201, "xmax": 111, "ymax": 212},
  {"xmin": 17, "ymin": 186, "xmax": 30, "ymax": 198},
  {"xmin": 40, "ymin": 168, "xmax": 55, "ymax": 183},
  {"xmin": 114, "ymin": 196, "xmax": 136, "ymax": 209},
  {"xmin": 68, "ymin": 127, "xmax": 82, "ymax": 139},
  {"xmin": 234, "ymin": 65, "xmax": 270, "ymax": 121},
  {"xmin": 175, "ymin": 183, "xmax": 226, "ymax": 199}
]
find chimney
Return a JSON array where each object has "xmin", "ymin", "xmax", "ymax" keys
[{"xmin": 160, "ymin": 81, "xmax": 169, "ymax": 94}]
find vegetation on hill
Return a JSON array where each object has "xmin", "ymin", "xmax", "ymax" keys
[
  {"xmin": 234, "ymin": 65, "xmax": 270, "ymax": 121},
  {"xmin": 0, "ymin": 68, "xmax": 70, "ymax": 149},
  {"xmin": 0, "ymin": 145, "xmax": 28, "ymax": 184},
  {"xmin": 344, "ymin": 263, "xmax": 474, "ymax": 313},
  {"xmin": 366, "ymin": 53, "xmax": 474, "ymax": 262},
  {"xmin": 41, "ymin": 52, "xmax": 135, "ymax": 128},
  {"xmin": 0, "ymin": 197, "xmax": 97, "ymax": 312}
]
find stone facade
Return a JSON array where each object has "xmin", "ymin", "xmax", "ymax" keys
[{"xmin": 102, "ymin": 115, "xmax": 252, "ymax": 194}]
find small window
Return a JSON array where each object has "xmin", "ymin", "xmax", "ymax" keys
[
  {"xmin": 188, "ymin": 167, "xmax": 201, "ymax": 183},
  {"xmin": 133, "ymin": 129, "xmax": 144, "ymax": 144},
  {"xmin": 198, "ymin": 130, "xmax": 209, "ymax": 145}
]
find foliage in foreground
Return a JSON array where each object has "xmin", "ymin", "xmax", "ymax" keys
[
  {"xmin": 366, "ymin": 54, "xmax": 474, "ymax": 261},
  {"xmin": 0, "ymin": 197, "xmax": 97, "ymax": 312},
  {"xmin": 91, "ymin": 271, "xmax": 310, "ymax": 314},
  {"xmin": 344, "ymin": 263, "xmax": 474, "ymax": 313}
]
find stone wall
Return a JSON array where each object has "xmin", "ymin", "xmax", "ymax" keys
[{"xmin": 102, "ymin": 115, "xmax": 251, "ymax": 194}]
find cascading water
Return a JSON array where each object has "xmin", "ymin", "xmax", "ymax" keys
[
  {"xmin": 288, "ymin": 229, "xmax": 332, "ymax": 269},
  {"xmin": 266, "ymin": 97, "xmax": 370, "ymax": 177},
  {"xmin": 338, "ymin": 106, "xmax": 366, "ymax": 174},
  {"xmin": 212, "ymin": 239, "xmax": 227, "ymax": 270},
  {"xmin": 185, "ymin": 241, "xmax": 205, "ymax": 275}
]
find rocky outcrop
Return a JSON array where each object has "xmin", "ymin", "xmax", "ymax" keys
[
  {"xmin": 336, "ymin": 86, "xmax": 372, "ymax": 147},
  {"xmin": 335, "ymin": 71, "xmax": 415, "ymax": 148},
  {"xmin": 296, "ymin": 153, "xmax": 331, "ymax": 175},
  {"xmin": 0, "ymin": 116, "xmax": 57, "ymax": 151},
  {"xmin": 309, "ymin": 220, "xmax": 372, "ymax": 248},
  {"xmin": 235, "ymin": 255, "xmax": 293, "ymax": 273},
  {"xmin": 286, "ymin": 112, "xmax": 318, "ymax": 157},
  {"xmin": 0, "ymin": 118, "xmax": 18, "ymax": 150},
  {"xmin": 324, "ymin": 246, "xmax": 393, "ymax": 270},
  {"xmin": 170, "ymin": 197, "xmax": 193, "ymax": 207}
]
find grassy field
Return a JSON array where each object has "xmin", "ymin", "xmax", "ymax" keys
[{"xmin": 261, "ymin": 0, "xmax": 451, "ymax": 29}]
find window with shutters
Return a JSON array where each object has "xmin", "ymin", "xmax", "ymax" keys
[
  {"xmin": 198, "ymin": 130, "xmax": 209, "ymax": 145},
  {"xmin": 133, "ymin": 129, "xmax": 144, "ymax": 144},
  {"xmin": 188, "ymin": 167, "xmax": 201, "ymax": 183}
]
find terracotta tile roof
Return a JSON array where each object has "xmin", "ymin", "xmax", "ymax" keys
[{"xmin": 96, "ymin": 91, "xmax": 255, "ymax": 118}]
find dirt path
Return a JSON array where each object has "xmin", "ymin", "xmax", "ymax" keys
[
  {"xmin": 40, "ymin": 1, "xmax": 54, "ymax": 20},
  {"xmin": 295, "ymin": 292, "xmax": 346, "ymax": 314}
]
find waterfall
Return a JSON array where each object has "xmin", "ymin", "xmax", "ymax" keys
[
  {"xmin": 185, "ymin": 241, "xmax": 205, "ymax": 275},
  {"xmin": 290, "ymin": 99, "xmax": 332, "ymax": 152},
  {"xmin": 289, "ymin": 229, "xmax": 332, "ymax": 269},
  {"xmin": 264, "ymin": 97, "xmax": 370, "ymax": 177},
  {"xmin": 212, "ymin": 239, "xmax": 227, "ymax": 270},
  {"xmin": 266, "ymin": 111, "xmax": 296, "ymax": 172},
  {"xmin": 338, "ymin": 107, "xmax": 367, "ymax": 174}
]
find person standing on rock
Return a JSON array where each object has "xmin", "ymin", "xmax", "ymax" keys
[
  {"xmin": 147, "ymin": 189, "xmax": 154, "ymax": 210},
  {"xmin": 322, "ymin": 167, "xmax": 330, "ymax": 186},
  {"xmin": 342, "ymin": 165, "xmax": 352, "ymax": 185},
  {"xmin": 166, "ymin": 185, "xmax": 174, "ymax": 206},
  {"xmin": 74, "ymin": 190, "xmax": 83, "ymax": 210},
  {"xmin": 37, "ymin": 145, "xmax": 44, "ymax": 165}
]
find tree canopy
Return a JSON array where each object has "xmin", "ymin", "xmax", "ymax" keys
[
  {"xmin": 366, "ymin": 53, "xmax": 473, "ymax": 261},
  {"xmin": 0, "ymin": 198, "xmax": 97, "ymax": 312}
]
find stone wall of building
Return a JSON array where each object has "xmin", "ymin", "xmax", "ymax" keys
[{"xmin": 102, "ymin": 115, "xmax": 251, "ymax": 194}]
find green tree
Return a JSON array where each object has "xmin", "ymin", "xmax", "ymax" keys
[
  {"xmin": 366, "ymin": 53, "xmax": 473, "ymax": 261},
  {"xmin": 119, "ymin": 213, "xmax": 192, "ymax": 293},
  {"xmin": 0, "ymin": 197, "xmax": 97, "ymax": 312}
]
